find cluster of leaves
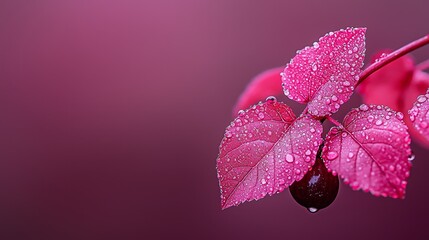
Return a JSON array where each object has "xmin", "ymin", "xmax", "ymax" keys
[{"xmin": 216, "ymin": 27, "xmax": 429, "ymax": 210}]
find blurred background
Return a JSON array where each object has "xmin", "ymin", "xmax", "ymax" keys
[{"xmin": 1, "ymin": 0, "xmax": 428, "ymax": 239}]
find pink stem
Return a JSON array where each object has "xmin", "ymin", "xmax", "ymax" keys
[
  {"xmin": 416, "ymin": 58, "xmax": 429, "ymax": 71},
  {"xmin": 357, "ymin": 34, "xmax": 429, "ymax": 86},
  {"xmin": 327, "ymin": 116, "xmax": 342, "ymax": 127}
]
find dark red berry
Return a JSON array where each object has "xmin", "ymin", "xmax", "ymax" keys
[{"xmin": 289, "ymin": 154, "xmax": 339, "ymax": 213}]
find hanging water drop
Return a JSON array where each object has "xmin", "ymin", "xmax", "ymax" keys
[{"xmin": 308, "ymin": 207, "xmax": 318, "ymax": 213}]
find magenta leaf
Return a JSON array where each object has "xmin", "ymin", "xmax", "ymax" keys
[
  {"xmin": 233, "ymin": 67, "xmax": 284, "ymax": 116},
  {"xmin": 358, "ymin": 52, "xmax": 429, "ymax": 148},
  {"xmin": 217, "ymin": 100, "xmax": 323, "ymax": 209},
  {"xmin": 282, "ymin": 27, "xmax": 366, "ymax": 117},
  {"xmin": 409, "ymin": 88, "xmax": 429, "ymax": 142},
  {"xmin": 322, "ymin": 105, "xmax": 412, "ymax": 198}
]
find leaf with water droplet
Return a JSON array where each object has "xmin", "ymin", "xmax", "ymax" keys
[
  {"xmin": 217, "ymin": 101, "xmax": 323, "ymax": 209},
  {"xmin": 358, "ymin": 51, "xmax": 429, "ymax": 148},
  {"xmin": 233, "ymin": 67, "xmax": 284, "ymax": 117},
  {"xmin": 409, "ymin": 88, "xmax": 429, "ymax": 143},
  {"xmin": 282, "ymin": 27, "xmax": 366, "ymax": 117},
  {"xmin": 322, "ymin": 105, "xmax": 412, "ymax": 198}
]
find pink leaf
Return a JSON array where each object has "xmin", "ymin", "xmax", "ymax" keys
[
  {"xmin": 409, "ymin": 88, "xmax": 429, "ymax": 141},
  {"xmin": 217, "ymin": 100, "xmax": 323, "ymax": 209},
  {"xmin": 358, "ymin": 51, "xmax": 429, "ymax": 148},
  {"xmin": 233, "ymin": 67, "xmax": 284, "ymax": 117},
  {"xmin": 358, "ymin": 51, "xmax": 415, "ymax": 112},
  {"xmin": 322, "ymin": 105, "xmax": 412, "ymax": 198},
  {"xmin": 282, "ymin": 27, "xmax": 366, "ymax": 117}
]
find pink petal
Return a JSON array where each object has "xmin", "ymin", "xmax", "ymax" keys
[
  {"xmin": 322, "ymin": 105, "xmax": 412, "ymax": 199},
  {"xmin": 282, "ymin": 27, "xmax": 366, "ymax": 117},
  {"xmin": 358, "ymin": 51, "xmax": 415, "ymax": 112},
  {"xmin": 409, "ymin": 88, "xmax": 429, "ymax": 142},
  {"xmin": 217, "ymin": 101, "xmax": 323, "ymax": 209},
  {"xmin": 233, "ymin": 67, "xmax": 284, "ymax": 116}
]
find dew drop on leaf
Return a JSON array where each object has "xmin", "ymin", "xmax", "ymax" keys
[
  {"xmin": 326, "ymin": 151, "xmax": 338, "ymax": 160},
  {"xmin": 375, "ymin": 119, "xmax": 383, "ymax": 126},
  {"xmin": 359, "ymin": 104, "xmax": 369, "ymax": 111},
  {"xmin": 286, "ymin": 154, "xmax": 294, "ymax": 163},
  {"xmin": 266, "ymin": 96, "xmax": 277, "ymax": 102},
  {"xmin": 417, "ymin": 95, "xmax": 427, "ymax": 103},
  {"xmin": 225, "ymin": 131, "xmax": 232, "ymax": 138}
]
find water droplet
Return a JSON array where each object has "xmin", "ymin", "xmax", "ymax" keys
[
  {"xmin": 258, "ymin": 113, "xmax": 265, "ymax": 120},
  {"xmin": 308, "ymin": 207, "xmax": 318, "ymax": 213},
  {"xmin": 305, "ymin": 150, "xmax": 311, "ymax": 156},
  {"xmin": 408, "ymin": 154, "xmax": 415, "ymax": 161},
  {"xmin": 396, "ymin": 112, "xmax": 404, "ymax": 120},
  {"xmin": 348, "ymin": 152, "xmax": 354, "ymax": 158},
  {"xmin": 225, "ymin": 131, "xmax": 232, "ymax": 138},
  {"xmin": 417, "ymin": 95, "xmax": 427, "ymax": 103},
  {"xmin": 267, "ymin": 131, "xmax": 272, "ymax": 136},
  {"xmin": 344, "ymin": 63, "xmax": 350, "ymax": 69},
  {"xmin": 313, "ymin": 42, "xmax": 319, "ymax": 48},
  {"xmin": 284, "ymin": 89, "xmax": 290, "ymax": 96},
  {"xmin": 312, "ymin": 64, "xmax": 317, "ymax": 71},
  {"xmin": 367, "ymin": 115, "xmax": 374, "ymax": 122},
  {"xmin": 331, "ymin": 95, "xmax": 338, "ymax": 102},
  {"xmin": 343, "ymin": 81, "xmax": 351, "ymax": 86},
  {"xmin": 266, "ymin": 96, "xmax": 277, "ymax": 102},
  {"xmin": 310, "ymin": 128, "xmax": 316, "ymax": 133},
  {"xmin": 420, "ymin": 121, "xmax": 428, "ymax": 129},
  {"xmin": 326, "ymin": 151, "xmax": 338, "ymax": 160},
  {"xmin": 375, "ymin": 119, "xmax": 383, "ymax": 126},
  {"xmin": 286, "ymin": 154, "xmax": 294, "ymax": 163},
  {"xmin": 295, "ymin": 169, "xmax": 301, "ymax": 175},
  {"xmin": 359, "ymin": 104, "xmax": 369, "ymax": 111},
  {"xmin": 238, "ymin": 110, "xmax": 245, "ymax": 116},
  {"xmin": 261, "ymin": 179, "xmax": 267, "ymax": 185}
]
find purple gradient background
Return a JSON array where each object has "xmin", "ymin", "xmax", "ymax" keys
[{"xmin": 1, "ymin": 0, "xmax": 429, "ymax": 239}]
